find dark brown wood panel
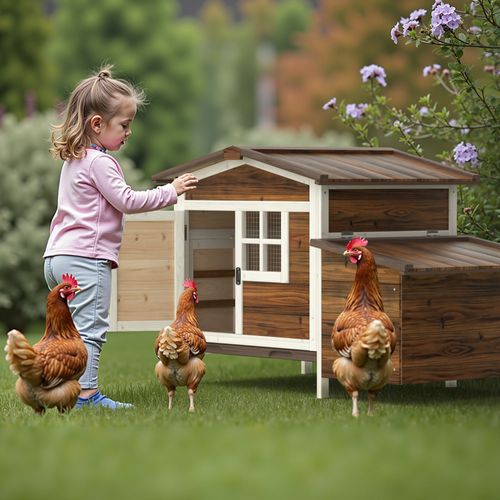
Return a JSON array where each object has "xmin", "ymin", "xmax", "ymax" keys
[
  {"xmin": 186, "ymin": 165, "xmax": 309, "ymax": 201},
  {"xmin": 321, "ymin": 252, "xmax": 401, "ymax": 383},
  {"xmin": 329, "ymin": 189, "xmax": 449, "ymax": 232},
  {"xmin": 243, "ymin": 213, "xmax": 309, "ymax": 339},
  {"xmin": 401, "ymin": 271, "xmax": 500, "ymax": 383}
]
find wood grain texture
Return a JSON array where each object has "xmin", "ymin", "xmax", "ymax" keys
[
  {"xmin": 329, "ymin": 189, "xmax": 449, "ymax": 232},
  {"xmin": 243, "ymin": 213, "xmax": 310, "ymax": 338},
  {"xmin": 401, "ymin": 271, "xmax": 500, "ymax": 383},
  {"xmin": 117, "ymin": 221, "xmax": 175, "ymax": 322},
  {"xmin": 186, "ymin": 164, "xmax": 309, "ymax": 201},
  {"xmin": 320, "ymin": 251, "xmax": 401, "ymax": 382}
]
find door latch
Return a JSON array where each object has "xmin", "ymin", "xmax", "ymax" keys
[{"xmin": 235, "ymin": 267, "xmax": 241, "ymax": 285}]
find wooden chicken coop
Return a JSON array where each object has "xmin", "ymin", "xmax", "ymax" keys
[{"xmin": 109, "ymin": 146, "xmax": 500, "ymax": 398}]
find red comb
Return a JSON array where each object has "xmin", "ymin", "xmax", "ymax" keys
[
  {"xmin": 183, "ymin": 279, "xmax": 197, "ymax": 290},
  {"xmin": 61, "ymin": 273, "xmax": 79, "ymax": 287},
  {"xmin": 346, "ymin": 237, "xmax": 368, "ymax": 251}
]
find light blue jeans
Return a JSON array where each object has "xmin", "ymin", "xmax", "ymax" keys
[{"xmin": 44, "ymin": 255, "xmax": 112, "ymax": 390}]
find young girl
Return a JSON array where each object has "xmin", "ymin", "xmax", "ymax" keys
[{"xmin": 44, "ymin": 65, "xmax": 198, "ymax": 409}]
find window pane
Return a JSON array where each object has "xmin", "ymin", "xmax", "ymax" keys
[
  {"xmin": 266, "ymin": 212, "xmax": 281, "ymax": 239},
  {"xmin": 245, "ymin": 212, "xmax": 259, "ymax": 238},
  {"xmin": 246, "ymin": 244, "xmax": 259, "ymax": 271},
  {"xmin": 265, "ymin": 244, "xmax": 281, "ymax": 272}
]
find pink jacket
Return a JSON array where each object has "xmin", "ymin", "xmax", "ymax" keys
[{"xmin": 44, "ymin": 149, "xmax": 177, "ymax": 268}]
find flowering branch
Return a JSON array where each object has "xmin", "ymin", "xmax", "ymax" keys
[{"xmin": 322, "ymin": 1, "xmax": 500, "ymax": 241}]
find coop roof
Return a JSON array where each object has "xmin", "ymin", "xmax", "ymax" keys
[
  {"xmin": 152, "ymin": 146, "xmax": 479, "ymax": 185},
  {"xmin": 310, "ymin": 236, "xmax": 500, "ymax": 273}
]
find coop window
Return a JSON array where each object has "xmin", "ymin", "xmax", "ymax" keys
[{"xmin": 241, "ymin": 211, "xmax": 289, "ymax": 283}]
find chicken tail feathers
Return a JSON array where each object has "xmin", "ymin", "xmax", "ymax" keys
[
  {"xmin": 157, "ymin": 326, "xmax": 190, "ymax": 365},
  {"xmin": 4, "ymin": 329, "xmax": 42, "ymax": 386},
  {"xmin": 360, "ymin": 320, "xmax": 391, "ymax": 360}
]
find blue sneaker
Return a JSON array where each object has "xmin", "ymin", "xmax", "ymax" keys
[{"xmin": 75, "ymin": 390, "xmax": 134, "ymax": 409}]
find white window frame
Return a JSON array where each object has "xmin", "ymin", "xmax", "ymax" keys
[{"xmin": 236, "ymin": 210, "xmax": 289, "ymax": 283}]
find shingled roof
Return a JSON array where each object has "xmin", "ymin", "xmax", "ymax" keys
[{"xmin": 151, "ymin": 146, "xmax": 479, "ymax": 185}]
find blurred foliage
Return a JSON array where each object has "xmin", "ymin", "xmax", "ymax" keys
[
  {"xmin": 214, "ymin": 124, "xmax": 353, "ymax": 150},
  {"xmin": 194, "ymin": 0, "xmax": 312, "ymax": 155},
  {"xmin": 0, "ymin": 0, "xmax": 55, "ymax": 117},
  {"xmin": 48, "ymin": 0, "xmax": 202, "ymax": 180},
  {"xmin": 324, "ymin": 1, "xmax": 500, "ymax": 242},
  {"xmin": 275, "ymin": 0, "xmax": 453, "ymax": 136},
  {"xmin": 0, "ymin": 112, "xmax": 143, "ymax": 330}
]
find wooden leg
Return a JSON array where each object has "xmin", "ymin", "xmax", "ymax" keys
[
  {"xmin": 317, "ymin": 377, "xmax": 330, "ymax": 399},
  {"xmin": 301, "ymin": 361, "xmax": 313, "ymax": 375}
]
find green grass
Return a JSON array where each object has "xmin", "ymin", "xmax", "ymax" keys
[{"xmin": 1, "ymin": 330, "xmax": 499, "ymax": 500}]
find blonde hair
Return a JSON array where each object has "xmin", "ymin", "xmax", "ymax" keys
[{"xmin": 51, "ymin": 65, "xmax": 146, "ymax": 161}]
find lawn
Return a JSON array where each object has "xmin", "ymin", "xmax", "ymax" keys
[{"xmin": 1, "ymin": 330, "xmax": 499, "ymax": 500}]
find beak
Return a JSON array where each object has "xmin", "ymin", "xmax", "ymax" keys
[{"xmin": 73, "ymin": 286, "xmax": 81, "ymax": 294}]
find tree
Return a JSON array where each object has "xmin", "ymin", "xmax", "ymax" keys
[
  {"xmin": 322, "ymin": 1, "xmax": 499, "ymax": 241},
  {"xmin": 275, "ymin": 0, "xmax": 447, "ymax": 134},
  {"xmin": 0, "ymin": 112, "xmax": 143, "ymax": 331},
  {"xmin": 0, "ymin": 0, "xmax": 55, "ymax": 117},
  {"xmin": 48, "ymin": 0, "xmax": 202, "ymax": 179}
]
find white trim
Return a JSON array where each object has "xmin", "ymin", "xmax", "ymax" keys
[
  {"xmin": 191, "ymin": 157, "xmax": 313, "ymax": 186},
  {"xmin": 181, "ymin": 200, "xmax": 310, "ymax": 212},
  {"xmin": 309, "ymin": 183, "xmax": 325, "ymax": 397},
  {"xmin": 204, "ymin": 331, "xmax": 313, "ymax": 350},
  {"xmin": 234, "ymin": 211, "xmax": 243, "ymax": 334},
  {"xmin": 175, "ymin": 210, "xmax": 185, "ymax": 301},
  {"xmin": 113, "ymin": 320, "xmax": 173, "ymax": 332},
  {"xmin": 124, "ymin": 210, "xmax": 174, "ymax": 222},
  {"xmin": 323, "ymin": 184, "xmax": 454, "ymax": 239},
  {"xmin": 449, "ymin": 186, "xmax": 457, "ymax": 235}
]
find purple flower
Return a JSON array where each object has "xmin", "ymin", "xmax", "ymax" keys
[
  {"xmin": 423, "ymin": 64, "xmax": 442, "ymax": 77},
  {"xmin": 470, "ymin": 1, "xmax": 478, "ymax": 14},
  {"xmin": 402, "ymin": 19, "xmax": 420, "ymax": 36},
  {"xmin": 322, "ymin": 97, "xmax": 337, "ymax": 110},
  {"xmin": 431, "ymin": 3, "xmax": 461, "ymax": 38},
  {"xmin": 468, "ymin": 26, "xmax": 482, "ymax": 35},
  {"xmin": 419, "ymin": 106, "xmax": 429, "ymax": 116},
  {"xmin": 391, "ymin": 22, "xmax": 402, "ymax": 44},
  {"xmin": 360, "ymin": 64, "xmax": 387, "ymax": 87},
  {"xmin": 433, "ymin": 0, "xmax": 443, "ymax": 8},
  {"xmin": 410, "ymin": 9, "xmax": 427, "ymax": 21},
  {"xmin": 453, "ymin": 142, "xmax": 478, "ymax": 167},
  {"xmin": 345, "ymin": 103, "xmax": 368, "ymax": 119}
]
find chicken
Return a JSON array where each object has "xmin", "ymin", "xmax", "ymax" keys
[
  {"xmin": 155, "ymin": 279, "xmax": 206, "ymax": 412},
  {"xmin": 332, "ymin": 237, "xmax": 397, "ymax": 417},
  {"xmin": 4, "ymin": 274, "xmax": 87, "ymax": 414}
]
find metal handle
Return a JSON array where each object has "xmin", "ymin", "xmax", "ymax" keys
[{"xmin": 235, "ymin": 267, "xmax": 241, "ymax": 285}]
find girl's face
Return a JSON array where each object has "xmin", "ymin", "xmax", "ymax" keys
[{"xmin": 90, "ymin": 96, "xmax": 137, "ymax": 151}]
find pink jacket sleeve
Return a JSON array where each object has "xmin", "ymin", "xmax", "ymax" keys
[{"xmin": 89, "ymin": 154, "xmax": 178, "ymax": 214}]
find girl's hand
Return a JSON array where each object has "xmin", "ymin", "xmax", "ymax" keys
[{"xmin": 172, "ymin": 173, "xmax": 198, "ymax": 196}]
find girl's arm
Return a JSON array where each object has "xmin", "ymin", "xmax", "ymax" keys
[{"xmin": 89, "ymin": 155, "xmax": 196, "ymax": 214}]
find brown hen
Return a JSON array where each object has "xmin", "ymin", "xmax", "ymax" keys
[
  {"xmin": 5, "ymin": 274, "xmax": 87, "ymax": 414},
  {"xmin": 332, "ymin": 237, "xmax": 396, "ymax": 417},
  {"xmin": 155, "ymin": 279, "xmax": 206, "ymax": 412}
]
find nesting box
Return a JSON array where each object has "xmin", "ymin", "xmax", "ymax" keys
[{"xmin": 109, "ymin": 146, "xmax": 500, "ymax": 397}]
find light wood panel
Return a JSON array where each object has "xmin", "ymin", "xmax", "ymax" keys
[{"xmin": 117, "ymin": 220, "xmax": 175, "ymax": 322}]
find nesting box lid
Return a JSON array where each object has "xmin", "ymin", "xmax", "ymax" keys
[
  {"xmin": 152, "ymin": 146, "xmax": 479, "ymax": 185},
  {"xmin": 310, "ymin": 236, "xmax": 500, "ymax": 274}
]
